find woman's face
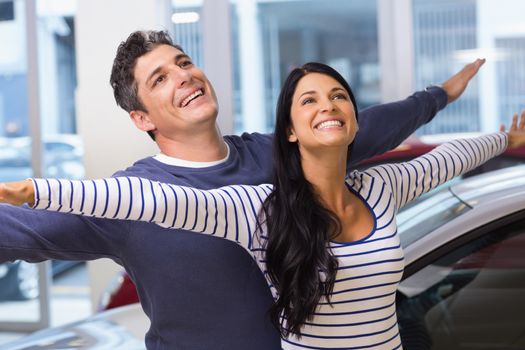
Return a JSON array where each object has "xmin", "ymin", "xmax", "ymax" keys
[{"xmin": 288, "ymin": 73, "xmax": 358, "ymax": 152}]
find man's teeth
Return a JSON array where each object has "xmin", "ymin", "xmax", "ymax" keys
[
  {"xmin": 317, "ymin": 120, "xmax": 342, "ymax": 129},
  {"xmin": 181, "ymin": 90, "xmax": 203, "ymax": 107}
]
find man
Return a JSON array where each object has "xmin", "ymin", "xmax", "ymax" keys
[{"xmin": 0, "ymin": 30, "xmax": 483, "ymax": 349}]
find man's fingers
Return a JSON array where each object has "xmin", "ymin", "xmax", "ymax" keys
[
  {"xmin": 464, "ymin": 58, "xmax": 486, "ymax": 79},
  {"xmin": 442, "ymin": 58, "xmax": 485, "ymax": 104}
]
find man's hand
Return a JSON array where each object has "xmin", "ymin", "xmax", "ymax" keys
[
  {"xmin": 0, "ymin": 180, "xmax": 35, "ymax": 207},
  {"xmin": 441, "ymin": 58, "xmax": 486, "ymax": 104},
  {"xmin": 501, "ymin": 111, "xmax": 525, "ymax": 149}
]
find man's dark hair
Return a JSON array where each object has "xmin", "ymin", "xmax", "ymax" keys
[{"xmin": 110, "ymin": 30, "xmax": 184, "ymax": 140}]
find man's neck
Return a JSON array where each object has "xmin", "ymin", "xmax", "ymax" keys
[{"xmin": 154, "ymin": 126, "xmax": 228, "ymax": 162}]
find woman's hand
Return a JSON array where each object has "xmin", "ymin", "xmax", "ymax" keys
[
  {"xmin": 0, "ymin": 180, "xmax": 35, "ymax": 207},
  {"xmin": 501, "ymin": 111, "xmax": 525, "ymax": 149}
]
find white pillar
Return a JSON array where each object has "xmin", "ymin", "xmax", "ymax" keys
[
  {"xmin": 477, "ymin": 0, "xmax": 498, "ymax": 133},
  {"xmin": 236, "ymin": 0, "xmax": 266, "ymax": 132},
  {"xmin": 37, "ymin": 18, "xmax": 59, "ymax": 135},
  {"xmin": 201, "ymin": 0, "xmax": 234, "ymax": 134},
  {"xmin": 378, "ymin": 0, "xmax": 415, "ymax": 102},
  {"xmin": 75, "ymin": 0, "xmax": 171, "ymax": 312}
]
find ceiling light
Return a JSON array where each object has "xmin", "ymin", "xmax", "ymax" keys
[{"xmin": 171, "ymin": 12, "xmax": 200, "ymax": 24}]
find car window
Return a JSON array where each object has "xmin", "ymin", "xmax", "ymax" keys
[
  {"xmin": 397, "ymin": 187, "xmax": 470, "ymax": 248},
  {"xmin": 397, "ymin": 216, "xmax": 525, "ymax": 349}
]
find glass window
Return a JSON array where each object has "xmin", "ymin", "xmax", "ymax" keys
[
  {"xmin": 0, "ymin": 0, "xmax": 82, "ymax": 330},
  {"xmin": 413, "ymin": 0, "xmax": 479, "ymax": 135},
  {"xmin": 397, "ymin": 215, "xmax": 525, "ymax": 349},
  {"xmin": 230, "ymin": 0, "xmax": 379, "ymax": 133},
  {"xmin": 38, "ymin": 0, "xmax": 83, "ymax": 180},
  {"xmin": 172, "ymin": 0, "xmax": 203, "ymax": 68},
  {"xmin": 413, "ymin": 0, "xmax": 525, "ymax": 136},
  {"xmin": 0, "ymin": 0, "xmax": 43, "ymax": 327},
  {"xmin": 0, "ymin": 0, "xmax": 83, "ymax": 182},
  {"xmin": 0, "ymin": 0, "xmax": 30, "ymax": 182}
]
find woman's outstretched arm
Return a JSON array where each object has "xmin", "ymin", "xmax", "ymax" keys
[
  {"xmin": 365, "ymin": 112, "xmax": 525, "ymax": 211},
  {"xmin": 0, "ymin": 177, "xmax": 273, "ymax": 250}
]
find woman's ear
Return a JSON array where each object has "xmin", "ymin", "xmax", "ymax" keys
[
  {"xmin": 288, "ymin": 128, "xmax": 298, "ymax": 143},
  {"xmin": 129, "ymin": 110, "xmax": 156, "ymax": 132}
]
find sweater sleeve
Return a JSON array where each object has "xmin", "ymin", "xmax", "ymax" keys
[
  {"xmin": 31, "ymin": 177, "xmax": 272, "ymax": 250},
  {"xmin": 365, "ymin": 132, "xmax": 508, "ymax": 211},
  {"xmin": 349, "ymin": 86, "xmax": 447, "ymax": 166},
  {"xmin": 0, "ymin": 204, "xmax": 129, "ymax": 264}
]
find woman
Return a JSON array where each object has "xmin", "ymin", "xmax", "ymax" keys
[{"xmin": 3, "ymin": 63, "xmax": 525, "ymax": 349}]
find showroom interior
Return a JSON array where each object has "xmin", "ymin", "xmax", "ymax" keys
[{"xmin": 1, "ymin": 0, "xmax": 525, "ymax": 348}]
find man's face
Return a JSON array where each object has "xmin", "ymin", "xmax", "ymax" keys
[{"xmin": 131, "ymin": 44, "xmax": 218, "ymax": 139}]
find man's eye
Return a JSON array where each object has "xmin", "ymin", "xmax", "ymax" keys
[
  {"xmin": 179, "ymin": 60, "xmax": 193, "ymax": 68},
  {"xmin": 153, "ymin": 75, "xmax": 166, "ymax": 87}
]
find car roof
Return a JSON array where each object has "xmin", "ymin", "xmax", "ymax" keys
[
  {"xmin": 402, "ymin": 165, "xmax": 525, "ymax": 267},
  {"xmin": 450, "ymin": 164, "xmax": 525, "ymax": 206}
]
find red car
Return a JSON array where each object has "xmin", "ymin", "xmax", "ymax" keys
[{"xmin": 99, "ymin": 134, "xmax": 525, "ymax": 311}]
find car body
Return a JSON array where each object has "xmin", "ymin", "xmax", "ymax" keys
[
  {"xmin": 4, "ymin": 165, "xmax": 525, "ymax": 349},
  {"xmin": 359, "ymin": 133, "xmax": 525, "ymax": 177},
  {"xmin": 0, "ymin": 303, "xmax": 148, "ymax": 350},
  {"xmin": 396, "ymin": 164, "xmax": 525, "ymax": 349},
  {"xmin": 0, "ymin": 261, "xmax": 81, "ymax": 301}
]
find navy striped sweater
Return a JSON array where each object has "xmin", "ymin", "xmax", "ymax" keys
[{"xmin": 32, "ymin": 133, "xmax": 507, "ymax": 349}]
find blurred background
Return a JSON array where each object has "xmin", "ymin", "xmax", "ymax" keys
[{"xmin": 1, "ymin": 0, "xmax": 525, "ymax": 344}]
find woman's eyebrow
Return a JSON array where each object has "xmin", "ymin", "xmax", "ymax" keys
[{"xmin": 298, "ymin": 90, "xmax": 316, "ymax": 98}]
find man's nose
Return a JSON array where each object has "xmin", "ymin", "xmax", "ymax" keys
[{"xmin": 172, "ymin": 66, "xmax": 192, "ymax": 87}]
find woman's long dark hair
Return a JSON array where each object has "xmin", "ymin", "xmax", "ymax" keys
[{"xmin": 259, "ymin": 62, "xmax": 359, "ymax": 338}]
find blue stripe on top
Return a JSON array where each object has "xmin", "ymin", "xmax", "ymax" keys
[{"xmin": 31, "ymin": 133, "xmax": 508, "ymax": 350}]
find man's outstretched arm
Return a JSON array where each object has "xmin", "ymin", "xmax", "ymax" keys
[
  {"xmin": 350, "ymin": 58, "xmax": 486, "ymax": 165},
  {"xmin": 0, "ymin": 181, "xmax": 127, "ymax": 264}
]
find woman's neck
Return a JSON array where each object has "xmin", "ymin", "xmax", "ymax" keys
[
  {"xmin": 300, "ymin": 146, "xmax": 351, "ymax": 213},
  {"xmin": 301, "ymin": 145, "xmax": 374, "ymax": 243}
]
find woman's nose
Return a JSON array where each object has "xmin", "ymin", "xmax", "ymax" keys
[{"xmin": 320, "ymin": 99, "xmax": 336, "ymax": 113}]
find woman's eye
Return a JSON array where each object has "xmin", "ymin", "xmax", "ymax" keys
[
  {"xmin": 333, "ymin": 93, "xmax": 347, "ymax": 100},
  {"xmin": 302, "ymin": 98, "xmax": 314, "ymax": 105}
]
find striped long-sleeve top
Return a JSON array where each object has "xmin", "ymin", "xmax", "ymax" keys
[{"xmin": 32, "ymin": 133, "xmax": 507, "ymax": 350}]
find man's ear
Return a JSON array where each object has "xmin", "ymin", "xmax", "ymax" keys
[
  {"xmin": 130, "ymin": 110, "xmax": 156, "ymax": 132},
  {"xmin": 288, "ymin": 128, "xmax": 298, "ymax": 143}
]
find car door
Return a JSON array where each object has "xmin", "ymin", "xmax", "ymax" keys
[{"xmin": 397, "ymin": 211, "xmax": 525, "ymax": 350}]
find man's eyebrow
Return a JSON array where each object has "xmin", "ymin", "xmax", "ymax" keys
[
  {"xmin": 146, "ymin": 66, "xmax": 163, "ymax": 86},
  {"xmin": 174, "ymin": 53, "xmax": 191, "ymax": 62},
  {"xmin": 145, "ymin": 53, "xmax": 191, "ymax": 86}
]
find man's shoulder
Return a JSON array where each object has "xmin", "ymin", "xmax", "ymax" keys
[
  {"xmin": 224, "ymin": 132, "xmax": 274, "ymax": 170},
  {"xmin": 111, "ymin": 156, "xmax": 168, "ymax": 180},
  {"xmin": 224, "ymin": 132, "xmax": 273, "ymax": 149}
]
